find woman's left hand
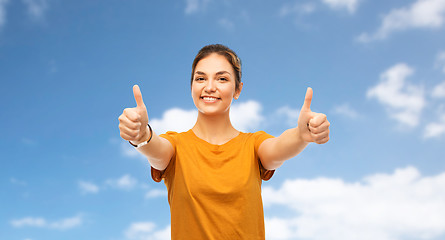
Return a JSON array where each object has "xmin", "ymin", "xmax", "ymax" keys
[{"xmin": 297, "ymin": 87, "xmax": 330, "ymax": 144}]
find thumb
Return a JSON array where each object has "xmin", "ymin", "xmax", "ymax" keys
[
  {"xmin": 133, "ymin": 85, "xmax": 145, "ymax": 108},
  {"xmin": 302, "ymin": 87, "xmax": 313, "ymax": 111}
]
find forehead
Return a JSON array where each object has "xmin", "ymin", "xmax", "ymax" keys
[{"xmin": 195, "ymin": 53, "xmax": 234, "ymax": 74}]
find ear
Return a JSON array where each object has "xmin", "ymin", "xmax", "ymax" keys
[{"xmin": 234, "ymin": 82, "xmax": 243, "ymax": 100}]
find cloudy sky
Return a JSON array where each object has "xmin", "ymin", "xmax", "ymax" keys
[{"xmin": 1, "ymin": 0, "xmax": 445, "ymax": 239}]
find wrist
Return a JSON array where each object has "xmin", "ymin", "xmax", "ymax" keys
[
  {"xmin": 136, "ymin": 126, "xmax": 150, "ymax": 143},
  {"xmin": 129, "ymin": 124, "xmax": 153, "ymax": 147},
  {"xmin": 296, "ymin": 126, "xmax": 309, "ymax": 143}
]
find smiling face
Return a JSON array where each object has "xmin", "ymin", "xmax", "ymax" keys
[{"xmin": 191, "ymin": 53, "xmax": 243, "ymax": 116}]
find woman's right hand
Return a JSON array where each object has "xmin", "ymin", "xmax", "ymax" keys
[{"xmin": 118, "ymin": 85, "xmax": 150, "ymax": 144}]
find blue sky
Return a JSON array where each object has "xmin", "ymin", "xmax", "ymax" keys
[{"xmin": 1, "ymin": 0, "xmax": 445, "ymax": 239}]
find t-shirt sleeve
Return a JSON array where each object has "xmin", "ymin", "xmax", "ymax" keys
[
  {"xmin": 253, "ymin": 131, "xmax": 276, "ymax": 181},
  {"xmin": 151, "ymin": 131, "xmax": 177, "ymax": 183}
]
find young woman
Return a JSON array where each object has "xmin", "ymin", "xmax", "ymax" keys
[{"xmin": 118, "ymin": 44, "xmax": 330, "ymax": 239}]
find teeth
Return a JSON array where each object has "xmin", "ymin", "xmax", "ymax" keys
[{"xmin": 203, "ymin": 97, "xmax": 218, "ymax": 101}]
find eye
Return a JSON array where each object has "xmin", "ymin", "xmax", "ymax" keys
[
  {"xmin": 218, "ymin": 77, "xmax": 228, "ymax": 81},
  {"xmin": 195, "ymin": 77, "xmax": 205, "ymax": 81}
]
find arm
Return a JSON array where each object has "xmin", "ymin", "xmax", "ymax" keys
[
  {"xmin": 258, "ymin": 88, "xmax": 330, "ymax": 170},
  {"xmin": 118, "ymin": 85, "xmax": 174, "ymax": 171}
]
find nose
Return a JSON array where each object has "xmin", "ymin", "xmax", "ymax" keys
[{"xmin": 205, "ymin": 79, "xmax": 216, "ymax": 93}]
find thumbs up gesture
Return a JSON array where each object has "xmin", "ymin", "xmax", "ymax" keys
[
  {"xmin": 297, "ymin": 88, "xmax": 330, "ymax": 144},
  {"xmin": 118, "ymin": 85, "xmax": 150, "ymax": 143}
]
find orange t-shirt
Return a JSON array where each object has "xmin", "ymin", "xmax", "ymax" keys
[{"xmin": 151, "ymin": 130, "xmax": 275, "ymax": 240}]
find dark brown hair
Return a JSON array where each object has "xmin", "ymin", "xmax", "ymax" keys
[{"xmin": 191, "ymin": 44, "xmax": 242, "ymax": 91}]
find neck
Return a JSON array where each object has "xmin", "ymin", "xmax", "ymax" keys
[{"xmin": 192, "ymin": 112, "xmax": 239, "ymax": 145}]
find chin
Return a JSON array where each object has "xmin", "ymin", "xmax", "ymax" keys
[{"xmin": 198, "ymin": 106, "xmax": 231, "ymax": 116}]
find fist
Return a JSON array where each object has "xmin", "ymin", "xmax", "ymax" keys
[
  {"xmin": 297, "ymin": 87, "xmax": 330, "ymax": 144},
  {"xmin": 118, "ymin": 85, "xmax": 149, "ymax": 143}
]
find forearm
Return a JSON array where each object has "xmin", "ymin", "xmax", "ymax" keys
[
  {"xmin": 259, "ymin": 87, "xmax": 330, "ymax": 170},
  {"xmin": 260, "ymin": 127, "xmax": 309, "ymax": 170}
]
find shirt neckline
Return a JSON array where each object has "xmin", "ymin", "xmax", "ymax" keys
[{"xmin": 187, "ymin": 129, "xmax": 244, "ymax": 149}]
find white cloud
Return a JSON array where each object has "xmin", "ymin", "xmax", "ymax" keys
[
  {"xmin": 145, "ymin": 189, "xmax": 167, "ymax": 199},
  {"xmin": 22, "ymin": 0, "xmax": 48, "ymax": 21},
  {"xmin": 106, "ymin": 174, "xmax": 138, "ymax": 190},
  {"xmin": 79, "ymin": 175, "xmax": 165, "ymax": 195},
  {"xmin": 78, "ymin": 180, "xmax": 99, "ymax": 194},
  {"xmin": 280, "ymin": 0, "xmax": 359, "ymax": 18},
  {"xmin": 357, "ymin": 0, "xmax": 445, "ymax": 42},
  {"xmin": 0, "ymin": 0, "xmax": 9, "ymax": 30},
  {"xmin": 125, "ymin": 222, "xmax": 170, "ymax": 240},
  {"xmin": 230, "ymin": 100, "xmax": 264, "ymax": 132},
  {"xmin": 11, "ymin": 215, "xmax": 83, "ymax": 230},
  {"xmin": 11, "ymin": 217, "xmax": 46, "ymax": 228},
  {"xmin": 263, "ymin": 166, "xmax": 445, "ymax": 240},
  {"xmin": 321, "ymin": 0, "xmax": 360, "ymax": 14},
  {"xmin": 265, "ymin": 217, "xmax": 296, "ymax": 240},
  {"xmin": 276, "ymin": 106, "xmax": 299, "ymax": 127},
  {"xmin": 185, "ymin": 0, "xmax": 198, "ymax": 14},
  {"xmin": 48, "ymin": 215, "xmax": 83, "ymax": 230},
  {"xmin": 150, "ymin": 108, "xmax": 197, "ymax": 134},
  {"xmin": 367, "ymin": 63, "xmax": 425, "ymax": 127},
  {"xmin": 424, "ymin": 113, "xmax": 445, "ymax": 138},
  {"xmin": 184, "ymin": 0, "xmax": 210, "ymax": 15},
  {"xmin": 432, "ymin": 81, "xmax": 445, "ymax": 98},
  {"xmin": 332, "ymin": 103, "xmax": 360, "ymax": 119}
]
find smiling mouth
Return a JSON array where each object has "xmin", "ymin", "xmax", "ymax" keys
[{"xmin": 201, "ymin": 96, "xmax": 220, "ymax": 101}]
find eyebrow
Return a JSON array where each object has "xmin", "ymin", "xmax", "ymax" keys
[
  {"xmin": 216, "ymin": 71, "xmax": 232, "ymax": 76},
  {"xmin": 194, "ymin": 71, "xmax": 232, "ymax": 76}
]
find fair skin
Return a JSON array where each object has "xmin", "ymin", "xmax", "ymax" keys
[
  {"xmin": 190, "ymin": 53, "xmax": 243, "ymax": 145},
  {"xmin": 118, "ymin": 53, "xmax": 330, "ymax": 171}
]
